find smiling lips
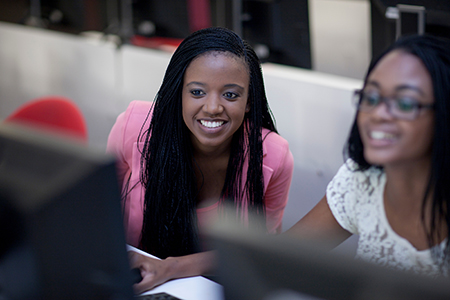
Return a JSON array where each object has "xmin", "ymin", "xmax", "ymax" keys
[
  {"xmin": 200, "ymin": 120, "xmax": 225, "ymax": 128},
  {"xmin": 370, "ymin": 130, "xmax": 396, "ymax": 140},
  {"xmin": 367, "ymin": 130, "xmax": 398, "ymax": 148}
]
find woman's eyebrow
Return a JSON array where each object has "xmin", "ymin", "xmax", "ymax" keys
[
  {"xmin": 365, "ymin": 81, "xmax": 425, "ymax": 96},
  {"xmin": 224, "ymin": 83, "xmax": 245, "ymax": 91},
  {"xmin": 186, "ymin": 82, "xmax": 245, "ymax": 91},
  {"xmin": 395, "ymin": 84, "xmax": 425, "ymax": 96},
  {"xmin": 365, "ymin": 81, "xmax": 380, "ymax": 88},
  {"xmin": 186, "ymin": 81, "xmax": 205, "ymax": 87}
]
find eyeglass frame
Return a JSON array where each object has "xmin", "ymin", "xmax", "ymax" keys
[{"xmin": 352, "ymin": 89, "xmax": 435, "ymax": 120}]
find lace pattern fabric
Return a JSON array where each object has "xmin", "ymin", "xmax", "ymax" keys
[{"xmin": 327, "ymin": 159, "xmax": 448, "ymax": 277}]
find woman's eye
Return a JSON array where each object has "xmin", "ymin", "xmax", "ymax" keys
[
  {"xmin": 362, "ymin": 93, "xmax": 380, "ymax": 106},
  {"xmin": 190, "ymin": 89, "xmax": 205, "ymax": 96},
  {"xmin": 223, "ymin": 92, "xmax": 238, "ymax": 99},
  {"xmin": 396, "ymin": 98, "xmax": 417, "ymax": 112}
]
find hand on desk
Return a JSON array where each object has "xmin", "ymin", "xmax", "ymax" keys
[
  {"xmin": 128, "ymin": 251, "xmax": 169, "ymax": 293},
  {"xmin": 128, "ymin": 249, "xmax": 217, "ymax": 294}
]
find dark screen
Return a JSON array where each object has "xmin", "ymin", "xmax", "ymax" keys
[{"xmin": 0, "ymin": 124, "xmax": 134, "ymax": 300}]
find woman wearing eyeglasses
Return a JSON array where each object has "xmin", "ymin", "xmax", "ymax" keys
[{"xmin": 285, "ymin": 34, "xmax": 450, "ymax": 277}]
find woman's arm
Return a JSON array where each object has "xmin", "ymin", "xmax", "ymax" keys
[
  {"xmin": 106, "ymin": 109, "xmax": 129, "ymax": 186},
  {"xmin": 129, "ymin": 250, "xmax": 216, "ymax": 294},
  {"xmin": 284, "ymin": 195, "xmax": 352, "ymax": 250},
  {"xmin": 263, "ymin": 132, "xmax": 295, "ymax": 233}
]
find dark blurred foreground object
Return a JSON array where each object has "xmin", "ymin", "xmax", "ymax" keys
[
  {"xmin": 0, "ymin": 124, "xmax": 134, "ymax": 300},
  {"xmin": 209, "ymin": 220, "xmax": 450, "ymax": 300},
  {"xmin": 4, "ymin": 96, "xmax": 88, "ymax": 144}
]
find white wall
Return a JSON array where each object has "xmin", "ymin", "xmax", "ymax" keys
[
  {"xmin": 309, "ymin": 0, "xmax": 371, "ymax": 79},
  {"xmin": 119, "ymin": 44, "xmax": 173, "ymax": 110},
  {"xmin": 262, "ymin": 63, "xmax": 361, "ymax": 253},
  {"xmin": 0, "ymin": 21, "xmax": 363, "ymax": 254}
]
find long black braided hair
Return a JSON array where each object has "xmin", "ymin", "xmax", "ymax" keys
[{"xmin": 138, "ymin": 27, "xmax": 277, "ymax": 258}]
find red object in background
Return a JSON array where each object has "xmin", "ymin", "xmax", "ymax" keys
[
  {"xmin": 130, "ymin": 35, "xmax": 183, "ymax": 53},
  {"xmin": 187, "ymin": 0, "xmax": 212, "ymax": 32},
  {"xmin": 4, "ymin": 96, "xmax": 88, "ymax": 144}
]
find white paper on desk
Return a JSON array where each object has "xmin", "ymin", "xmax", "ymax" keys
[{"xmin": 126, "ymin": 245, "xmax": 224, "ymax": 300}]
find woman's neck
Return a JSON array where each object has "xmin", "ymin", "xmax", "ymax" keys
[
  {"xmin": 383, "ymin": 158, "xmax": 431, "ymax": 209},
  {"xmin": 382, "ymin": 159, "xmax": 441, "ymax": 250},
  {"xmin": 190, "ymin": 134, "xmax": 233, "ymax": 160},
  {"xmin": 193, "ymin": 148, "xmax": 230, "ymax": 208}
]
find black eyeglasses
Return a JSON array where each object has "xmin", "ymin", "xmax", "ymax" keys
[{"xmin": 353, "ymin": 89, "xmax": 434, "ymax": 120}]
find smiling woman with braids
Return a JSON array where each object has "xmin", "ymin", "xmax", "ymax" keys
[{"xmin": 107, "ymin": 27, "xmax": 294, "ymax": 293}]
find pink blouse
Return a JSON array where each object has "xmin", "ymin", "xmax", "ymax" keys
[{"xmin": 107, "ymin": 101, "xmax": 294, "ymax": 247}]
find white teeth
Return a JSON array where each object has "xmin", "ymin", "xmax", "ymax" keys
[
  {"xmin": 200, "ymin": 120, "xmax": 224, "ymax": 128},
  {"xmin": 370, "ymin": 131, "xmax": 395, "ymax": 140}
]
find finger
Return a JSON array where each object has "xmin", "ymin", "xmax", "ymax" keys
[
  {"xmin": 133, "ymin": 273, "xmax": 157, "ymax": 294},
  {"xmin": 130, "ymin": 268, "xmax": 142, "ymax": 285}
]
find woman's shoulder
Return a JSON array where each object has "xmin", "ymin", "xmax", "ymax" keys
[
  {"xmin": 123, "ymin": 100, "xmax": 153, "ymax": 121},
  {"xmin": 340, "ymin": 159, "xmax": 383, "ymax": 178},
  {"xmin": 261, "ymin": 128, "xmax": 290, "ymax": 150},
  {"xmin": 329, "ymin": 159, "xmax": 385, "ymax": 199},
  {"xmin": 119, "ymin": 101, "xmax": 153, "ymax": 134},
  {"xmin": 107, "ymin": 100, "xmax": 153, "ymax": 152},
  {"xmin": 327, "ymin": 159, "xmax": 385, "ymax": 234},
  {"xmin": 261, "ymin": 128, "xmax": 293, "ymax": 169}
]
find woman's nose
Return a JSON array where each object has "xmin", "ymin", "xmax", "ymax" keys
[
  {"xmin": 203, "ymin": 95, "xmax": 224, "ymax": 115},
  {"xmin": 371, "ymin": 101, "xmax": 394, "ymax": 120}
]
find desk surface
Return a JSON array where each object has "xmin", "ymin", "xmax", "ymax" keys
[{"xmin": 127, "ymin": 245, "xmax": 224, "ymax": 300}]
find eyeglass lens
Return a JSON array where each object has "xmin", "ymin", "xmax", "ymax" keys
[{"xmin": 355, "ymin": 91, "xmax": 419, "ymax": 120}]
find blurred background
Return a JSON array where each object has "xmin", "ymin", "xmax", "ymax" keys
[
  {"xmin": 1, "ymin": 0, "xmax": 450, "ymax": 253},
  {"xmin": 1, "ymin": 1, "xmax": 449, "ymax": 76}
]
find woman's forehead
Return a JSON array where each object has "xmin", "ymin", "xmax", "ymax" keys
[
  {"xmin": 194, "ymin": 51, "xmax": 248, "ymax": 67},
  {"xmin": 367, "ymin": 50, "xmax": 432, "ymax": 96}
]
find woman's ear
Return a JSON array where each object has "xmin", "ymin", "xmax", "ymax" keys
[{"xmin": 245, "ymin": 100, "xmax": 251, "ymax": 113}]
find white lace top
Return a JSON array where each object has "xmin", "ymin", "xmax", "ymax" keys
[{"xmin": 327, "ymin": 159, "xmax": 448, "ymax": 277}]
